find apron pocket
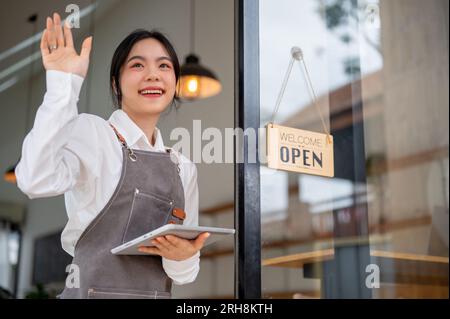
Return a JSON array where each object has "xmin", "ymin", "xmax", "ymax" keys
[
  {"xmin": 122, "ymin": 188, "xmax": 174, "ymax": 243},
  {"xmin": 87, "ymin": 287, "xmax": 171, "ymax": 299}
]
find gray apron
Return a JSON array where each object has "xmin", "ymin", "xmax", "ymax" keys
[{"xmin": 59, "ymin": 124, "xmax": 185, "ymax": 299}]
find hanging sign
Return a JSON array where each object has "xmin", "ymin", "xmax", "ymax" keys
[
  {"xmin": 267, "ymin": 123, "xmax": 334, "ymax": 177},
  {"xmin": 266, "ymin": 47, "xmax": 334, "ymax": 177}
]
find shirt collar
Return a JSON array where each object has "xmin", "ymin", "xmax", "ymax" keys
[{"xmin": 108, "ymin": 109, "xmax": 166, "ymax": 152}]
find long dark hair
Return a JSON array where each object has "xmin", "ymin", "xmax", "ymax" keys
[{"xmin": 109, "ymin": 29, "xmax": 180, "ymax": 109}]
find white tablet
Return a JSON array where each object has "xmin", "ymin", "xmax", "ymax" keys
[{"xmin": 111, "ymin": 224, "xmax": 235, "ymax": 255}]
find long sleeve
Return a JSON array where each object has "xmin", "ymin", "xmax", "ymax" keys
[
  {"xmin": 15, "ymin": 70, "xmax": 86, "ymax": 199},
  {"xmin": 162, "ymin": 162, "xmax": 201, "ymax": 285}
]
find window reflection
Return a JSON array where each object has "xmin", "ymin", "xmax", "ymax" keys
[
  {"xmin": 261, "ymin": 166, "xmax": 289, "ymax": 223},
  {"xmin": 260, "ymin": 0, "xmax": 448, "ymax": 299}
]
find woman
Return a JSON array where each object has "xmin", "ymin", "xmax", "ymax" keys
[{"xmin": 15, "ymin": 12, "xmax": 209, "ymax": 299}]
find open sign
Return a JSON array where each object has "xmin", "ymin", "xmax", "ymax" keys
[{"xmin": 266, "ymin": 123, "xmax": 334, "ymax": 177}]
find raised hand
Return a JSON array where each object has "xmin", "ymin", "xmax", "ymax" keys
[{"xmin": 40, "ymin": 12, "xmax": 92, "ymax": 78}]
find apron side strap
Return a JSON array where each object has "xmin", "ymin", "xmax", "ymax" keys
[
  {"xmin": 172, "ymin": 207, "xmax": 186, "ymax": 220},
  {"xmin": 166, "ymin": 148, "xmax": 181, "ymax": 173}
]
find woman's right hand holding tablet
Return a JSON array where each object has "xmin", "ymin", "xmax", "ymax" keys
[{"xmin": 40, "ymin": 12, "xmax": 92, "ymax": 78}]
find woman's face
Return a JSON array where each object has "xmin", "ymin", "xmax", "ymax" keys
[{"xmin": 119, "ymin": 38, "xmax": 177, "ymax": 117}]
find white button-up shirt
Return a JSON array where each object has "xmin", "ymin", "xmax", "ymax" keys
[{"xmin": 15, "ymin": 70, "xmax": 200, "ymax": 285}]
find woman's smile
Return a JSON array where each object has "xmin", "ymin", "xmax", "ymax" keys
[{"xmin": 139, "ymin": 86, "xmax": 166, "ymax": 99}]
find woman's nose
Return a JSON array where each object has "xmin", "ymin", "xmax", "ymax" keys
[{"xmin": 145, "ymin": 69, "xmax": 160, "ymax": 81}]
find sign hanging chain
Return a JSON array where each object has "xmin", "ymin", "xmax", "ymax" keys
[
  {"xmin": 270, "ymin": 47, "xmax": 332, "ymax": 144},
  {"xmin": 270, "ymin": 56, "xmax": 295, "ymax": 124}
]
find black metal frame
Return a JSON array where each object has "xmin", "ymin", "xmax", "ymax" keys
[{"xmin": 234, "ymin": 0, "xmax": 261, "ymax": 299}]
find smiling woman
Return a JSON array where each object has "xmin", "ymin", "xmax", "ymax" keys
[
  {"xmin": 14, "ymin": 12, "xmax": 209, "ymax": 299},
  {"xmin": 109, "ymin": 30, "xmax": 180, "ymax": 113},
  {"xmin": 109, "ymin": 31, "xmax": 180, "ymax": 144}
]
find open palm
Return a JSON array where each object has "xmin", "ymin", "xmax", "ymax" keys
[{"xmin": 40, "ymin": 13, "xmax": 92, "ymax": 78}]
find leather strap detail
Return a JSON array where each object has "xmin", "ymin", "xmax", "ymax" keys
[{"xmin": 172, "ymin": 207, "xmax": 186, "ymax": 220}]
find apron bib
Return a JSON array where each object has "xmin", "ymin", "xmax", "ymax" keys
[{"xmin": 59, "ymin": 124, "xmax": 185, "ymax": 299}]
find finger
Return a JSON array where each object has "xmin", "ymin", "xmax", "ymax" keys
[
  {"xmin": 46, "ymin": 17, "xmax": 56, "ymax": 48},
  {"xmin": 165, "ymin": 235, "xmax": 182, "ymax": 247},
  {"xmin": 155, "ymin": 237, "xmax": 175, "ymax": 251},
  {"xmin": 54, "ymin": 13, "xmax": 64, "ymax": 47},
  {"xmin": 40, "ymin": 29, "xmax": 50, "ymax": 56},
  {"xmin": 151, "ymin": 239, "xmax": 168, "ymax": 252},
  {"xmin": 193, "ymin": 232, "xmax": 210, "ymax": 250},
  {"xmin": 80, "ymin": 36, "xmax": 93, "ymax": 59},
  {"xmin": 63, "ymin": 19, "xmax": 74, "ymax": 48},
  {"xmin": 138, "ymin": 246, "xmax": 160, "ymax": 255}
]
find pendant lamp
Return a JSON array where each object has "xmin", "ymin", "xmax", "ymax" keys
[{"xmin": 179, "ymin": 0, "xmax": 221, "ymax": 101}]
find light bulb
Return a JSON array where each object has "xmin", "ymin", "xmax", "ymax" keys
[{"xmin": 187, "ymin": 78, "xmax": 199, "ymax": 93}]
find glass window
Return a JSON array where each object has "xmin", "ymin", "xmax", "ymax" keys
[{"xmin": 260, "ymin": 0, "xmax": 448, "ymax": 299}]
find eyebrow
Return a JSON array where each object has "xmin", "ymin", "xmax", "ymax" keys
[{"xmin": 126, "ymin": 55, "xmax": 173, "ymax": 64}]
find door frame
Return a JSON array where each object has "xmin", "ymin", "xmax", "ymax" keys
[{"xmin": 234, "ymin": 0, "xmax": 261, "ymax": 299}]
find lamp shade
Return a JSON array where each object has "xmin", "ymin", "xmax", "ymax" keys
[{"xmin": 179, "ymin": 54, "xmax": 221, "ymax": 100}]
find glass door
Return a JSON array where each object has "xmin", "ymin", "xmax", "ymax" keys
[{"xmin": 255, "ymin": 0, "xmax": 449, "ymax": 299}]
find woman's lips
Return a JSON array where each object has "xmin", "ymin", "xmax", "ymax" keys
[
  {"xmin": 140, "ymin": 93, "xmax": 163, "ymax": 99},
  {"xmin": 138, "ymin": 88, "xmax": 165, "ymax": 99}
]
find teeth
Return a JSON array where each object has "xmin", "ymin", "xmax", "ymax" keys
[{"xmin": 141, "ymin": 89, "xmax": 163, "ymax": 95}]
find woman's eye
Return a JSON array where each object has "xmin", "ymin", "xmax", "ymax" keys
[
  {"xmin": 160, "ymin": 63, "xmax": 171, "ymax": 69},
  {"xmin": 132, "ymin": 63, "xmax": 144, "ymax": 68}
]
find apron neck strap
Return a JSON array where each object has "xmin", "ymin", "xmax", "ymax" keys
[
  {"xmin": 109, "ymin": 123, "xmax": 129, "ymax": 149},
  {"xmin": 109, "ymin": 123, "xmax": 137, "ymax": 162}
]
